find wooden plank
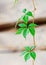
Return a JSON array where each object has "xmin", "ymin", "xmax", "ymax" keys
[
  {"xmin": 0, "ymin": 24, "xmax": 46, "ymax": 51},
  {"xmin": 0, "ymin": 17, "xmax": 46, "ymax": 31}
]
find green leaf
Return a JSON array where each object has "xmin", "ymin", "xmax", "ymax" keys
[
  {"xmin": 14, "ymin": 0, "xmax": 18, "ymax": 2},
  {"xmin": 23, "ymin": 28, "xmax": 29, "ymax": 38},
  {"xmin": 30, "ymin": 51, "xmax": 36, "ymax": 60},
  {"xmin": 28, "ymin": 23, "xmax": 37, "ymax": 27},
  {"xmin": 23, "ymin": 15, "xmax": 28, "ymax": 24},
  {"xmin": 23, "ymin": 8, "xmax": 27, "ymax": 13},
  {"xmin": 26, "ymin": 11, "xmax": 33, "ymax": 17},
  {"xmin": 18, "ymin": 23, "xmax": 26, "ymax": 27},
  {"xmin": 16, "ymin": 28, "xmax": 23, "ymax": 34},
  {"xmin": 30, "ymin": 46, "xmax": 36, "ymax": 51},
  {"xmin": 14, "ymin": 0, "xmax": 18, "ymax": 4},
  {"xmin": 25, "ymin": 46, "xmax": 31, "ymax": 51},
  {"xmin": 17, "ymin": 18, "xmax": 21, "ymax": 22},
  {"xmin": 21, "ymin": 51, "xmax": 27, "ymax": 56},
  {"xmin": 24, "ymin": 53, "xmax": 30, "ymax": 61},
  {"xmin": 29, "ymin": 28, "xmax": 35, "ymax": 36}
]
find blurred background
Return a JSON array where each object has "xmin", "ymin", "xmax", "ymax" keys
[{"xmin": 0, "ymin": 0, "xmax": 46, "ymax": 24}]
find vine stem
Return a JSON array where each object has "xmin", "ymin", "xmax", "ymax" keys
[
  {"xmin": 32, "ymin": 0, "xmax": 36, "ymax": 47},
  {"xmin": 32, "ymin": 0, "xmax": 36, "ymax": 11},
  {"xmin": 32, "ymin": 0, "xmax": 36, "ymax": 65},
  {"xmin": 33, "ymin": 16, "xmax": 36, "ymax": 47},
  {"xmin": 32, "ymin": 59, "xmax": 35, "ymax": 65}
]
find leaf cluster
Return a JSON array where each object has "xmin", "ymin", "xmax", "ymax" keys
[
  {"xmin": 16, "ymin": 9, "xmax": 37, "ymax": 38},
  {"xmin": 21, "ymin": 46, "xmax": 36, "ymax": 61}
]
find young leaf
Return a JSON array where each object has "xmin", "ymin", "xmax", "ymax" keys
[
  {"xmin": 21, "ymin": 51, "xmax": 27, "ymax": 56},
  {"xmin": 14, "ymin": 0, "xmax": 18, "ymax": 4},
  {"xmin": 16, "ymin": 28, "xmax": 23, "ymax": 34},
  {"xmin": 30, "ymin": 51, "xmax": 36, "ymax": 60},
  {"xmin": 23, "ymin": 15, "xmax": 28, "ymax": 24},
  {"xmin": 18, "ymin": 23, "xmax": 26, "ymax": 27},
  {"xmin": 29, "ymin": 28, "xmax": 35, "ymax": 36},
  {"xmin": 30, "ymin": 46, "xmax": 36, "ymax": 51},
  {"xmin": 26, "ymin": 11, "xmax": 33, "ymax": 17},
  {"xmin": 28, "ymin": 23, "xmax": 37, "ymax": 27},
  {"xmin": 22, "ymin": 8, "xmax": 27, "ymax": 13},
  {"xmin": 23, "ymin": 28, "xmax": 29, "ymax": 38},
  {"xmin": 24, "ymin": 53, "xmax": 30, "ymax": 61},
  {"xmin": 25, "ymin": 46, "xmax": 31, "ymax": 51},
  {"xmin": 15, "ymin": 18, "xmax": 21, "ymax": 28}
]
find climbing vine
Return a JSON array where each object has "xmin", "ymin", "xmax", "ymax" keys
[
  {"xmin": 16, "ymin": 8, "xmax": 37, "ymax": 61},
  {"xmin": 15, "ymin": 0, "xmax": 37, "ymax": 64}
]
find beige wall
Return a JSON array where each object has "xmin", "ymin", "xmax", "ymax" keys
[{"xmin": 0, "ymin": 0, "xmax": 46, "ymax": 24}]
